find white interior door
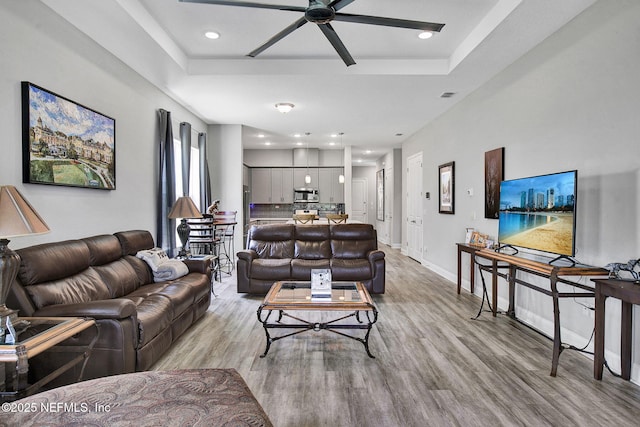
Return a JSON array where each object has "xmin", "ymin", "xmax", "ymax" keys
[
  {"xmin": 407, "ymin": 153, "xmax": 423, "ymax": 261},
  {"xmin": 351, "ymin": 178, "xmax": 367, "ymax": 223}
]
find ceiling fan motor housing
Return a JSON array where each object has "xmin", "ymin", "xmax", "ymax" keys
[{"xmin": 305, "ymin": 1, "xmax": 335, "ymax": 24}]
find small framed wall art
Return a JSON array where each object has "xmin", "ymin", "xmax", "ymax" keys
[
  {"xmin": 484, "ymin": 147, "xmax": 504, "ymax": 219},
  {"xmin": 22, "ymin": 81, "xmax": 116, "ymax": 190},
  {"xmin": 438, "ymin": 161, "xmax": 455, "ymax": 214}
]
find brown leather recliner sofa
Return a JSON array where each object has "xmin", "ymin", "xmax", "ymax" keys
[
  {"xmin": 237, "ymin": 223, "xmax": 385, "ymax": 294},
  {"xmin": 7, "ymin": 230, "xmax": 211, "ymax": 384}
]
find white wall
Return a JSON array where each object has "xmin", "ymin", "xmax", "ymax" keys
[
  {"xmin": 0, "ymin": 1, "xmax": 207, "ymax": 248},
  {"xmin": 353, "ymin": 166, "xmax": 376, "ymax": 226},
  {"xmin": 403, "ymin": 0, "xmax": 640, "ymax": 382}
]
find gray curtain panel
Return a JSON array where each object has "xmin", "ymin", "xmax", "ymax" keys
[
  {"xmin": 157, "ymin": 109, "xmax": 176, "ymax": 256},
  {"xmin": 179, "ymin": 122, "xmax": 192, "ymax": 197},
  {"xmin": 198, "ymin": 132, "xmax": 211, "ymax": 212}
]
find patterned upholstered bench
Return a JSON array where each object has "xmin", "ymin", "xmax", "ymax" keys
[{"xmin": 0, "ymin": 369, "xmax": 272, "ymax": 427}]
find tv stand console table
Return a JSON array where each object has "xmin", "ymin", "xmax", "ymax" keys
[{"xmin": 474, "ymin": 249, "xmax": 607, "ymax": 376}]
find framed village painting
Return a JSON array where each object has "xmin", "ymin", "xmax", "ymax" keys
[{"xmin": 22, "ymin": 82, "xmax": 116, "ymax": 190}]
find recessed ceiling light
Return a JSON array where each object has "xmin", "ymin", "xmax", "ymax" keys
[
  {"xmin": 296, "ymin": 142, "xmax": 303, "ymax": 146},
  {"xmin": 329, "ymin": 142, "xmax": 336, "ymax": 146},
  {"xmin": 418, "ymin": 31, "xmax": 433, "ymax": 40},
  {"xmin": 365, "ymin": 150, "xmax": 372, "ymax": 154},
  {"xmin": 275, "ymin": 103, "xmax": 294, "ymax": 113},
  {"xmin": 257, "ymin": 134, "xmax": 265, "ymax": 138},
  {"xmin": 294, "ymin": 133, "xmax": 301, "ymax": 138},
  {"xmin": 264, "ymin": 141, "xmax": 271, "ymax": 146},
  {"xmin": 204, "ymin": 31, "xmax": 220, "ymax": 40},
  {"xmin": 331, "ymin": 134, "xmax": 338, "ymax": 138}
]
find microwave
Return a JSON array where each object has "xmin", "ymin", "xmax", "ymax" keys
[{"xmin": 294, "ymin": 188, "xmax": 319, "ymax": 202}]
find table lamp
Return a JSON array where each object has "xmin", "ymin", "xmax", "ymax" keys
[
  {"xmin": 168, "ymin": 195, "xmax": 202, "ymax": 258},
  {"xmin": 0, "ymin": 185, "xmax": 50, "ymax": 325}
]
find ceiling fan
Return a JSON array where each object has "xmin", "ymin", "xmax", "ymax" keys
[{"xmin": 179, "ymin": 0, "xmax": 445, "ymax": 66}]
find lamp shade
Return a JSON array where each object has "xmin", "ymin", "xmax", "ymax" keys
[
  {"xmin": 168, "ymin": 196, "xmax": 203, "ymax": 219},
  {"xmin": 0, "ymin": 185, "xmax": 50, "ymax": 239}
]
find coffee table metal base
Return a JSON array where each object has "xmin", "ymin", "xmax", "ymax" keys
[{"xmin": 256, "ymin": 308, "xmax": 378, "ymax": 358}]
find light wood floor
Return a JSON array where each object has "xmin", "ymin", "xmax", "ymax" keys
[{"xmin": 152, "ymin": 246, "xmax": 640, "ymax": 426}]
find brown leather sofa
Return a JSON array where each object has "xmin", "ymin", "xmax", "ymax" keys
[
  {"xmin": 237, "ymin": 223, "xmax": 385, "ymax": 294},
  {"xmin": 7, "ymin": 230, "xmax": 211, "ymax": 384}
]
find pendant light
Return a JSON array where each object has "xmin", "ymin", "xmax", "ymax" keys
[{"xmin": 338, "ymin": 132, "xmax": 345, "ymax": 184}]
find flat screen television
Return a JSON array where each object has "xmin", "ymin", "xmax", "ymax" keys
[{"xmin": 498, "ymin": 170, "xmax": 577, "ymax": 261}]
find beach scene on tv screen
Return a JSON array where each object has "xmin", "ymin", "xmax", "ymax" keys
[{"xmin": 498, "ymin": 171, "xmax": 576, "ymax": 256}]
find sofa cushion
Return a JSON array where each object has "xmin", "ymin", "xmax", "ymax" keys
[
  {"xmin": 248, "ymin": 224, "xmax": 294, "ymax": 259},
  {"xmin": 25, "ymin": 268, "xmax": 112, "ymax": 310},
  {"xmin": 295, "ymin": 224, "xmax": 331, "ymax": 259},
  {"xmin": 251, "ymin": 258, "xmax": 291, "ymax": 280},
  {"xmin": 17, "ymin": 240, "xmax": 90, "ymax": 286},
  {"xmin": 82, "ymin": 235, "xmax": 123, "ymax": 266},
  {"xmin": 128, "ymin": 293, "xmax": 172, "ymax": 347},
  {"xmin": 330, "ymin": 224, "xmax": 377, "ymax": 259},
  {"xmin": 93, "ymin": 259, "xmax": 142, "ymax": 298},
  {"xmin": 330, "ymin": 259, "xmax": 372, "ymax": 280},
  {"xmin": 291, "ymin": 259, "xmax": 331, "ymax": 280},
  {"xmin": 115, "ymin": 230, "xmax": 155, "ymax": 256}
]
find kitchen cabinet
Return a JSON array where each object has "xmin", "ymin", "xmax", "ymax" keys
[
  {"xmin": 271, "ymin": 168, "xmax": 294, "ymax": 203},
  {"xmin": 318, "ymin": 168, "xmax": 344, "ymax": 203},
  {"xmin": 293, "ymin": 167, "xmax": 319, "ymax": 188},
  {"xmin": 251, "ymin": 168, "xmax": 272, "ymax": 203}
]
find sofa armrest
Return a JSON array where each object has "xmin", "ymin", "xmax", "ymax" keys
[
  {"xmin": 236, "ymin": 250, "xmax": 257, "ymax": 262},
  {"xmin": 33, "ymin": 299, "xmax": 137, "ymax": 320},
  {"xmin": 183, "ymin": 257, "xmax": 212, "ymax": 275},
  {"xmin": 367, "ymin": 250, "xmax": 385, "ymax": 263},
  {"xmin": 236, "ymin": 250, "xmax": 257, "ymax": 293}
]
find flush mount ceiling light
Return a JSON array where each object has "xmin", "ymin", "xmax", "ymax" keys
[
  {"xmin": 418, "ymin": 31, "xmax": 433, "ymax": 39},
  {"xmin": 275, "ymin": 103, "xmax": 295, "ymax": 113},
  {"xmin": 204, "ymin": 31, "xmax": 220, "ymax": 39}
]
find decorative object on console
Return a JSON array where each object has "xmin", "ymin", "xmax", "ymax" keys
[
  {"xmin": 438, "ymin": 161, "xmax": 455, "ymax": 214},
  {"xmin": 21, "ymin": 82, "xmax": 116, "ymax": 190},
  {"xmin": 484, "ymin": 147, "xmax": 504, "ymax": 219},
  {"xmin": 0, "ymin": 185, "xmax": 49, "ymax": 325},
  {"xmin": 168, "ymin": 195, "xmax": 203, "ymax": 258},
  {"xmin": 604, "ymin": 259, "xmax": 640, "ymax": 281}
]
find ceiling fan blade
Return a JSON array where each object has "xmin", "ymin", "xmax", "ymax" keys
[
  {"xmin": 248, "ymin": 17, "xmax": 308, "ymax": 57},
  {"xmin": 318, "ymin": 23, "xmax": 355, "ymax": 66},
  {"xmin": 328, "ymin": 0, "xmax": 357, "ymax": 11},
  {"xmin": 334, "ymin": 13, "xmax": 445, "ymax": 32},
  {"xmin": 178, "ymin": 0, "xmax": 305, "ymax": 13}
]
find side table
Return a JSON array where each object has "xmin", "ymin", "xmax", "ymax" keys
[
  {"xmin": 456, "ymin": 243, "xmax": 483, "ymax": 293},
  {"xmin": 593, "ymin": 278, "xmax": 640, "ymax": 380},
  {"xmin": 0, "ymin": 317, "xmax": 98, "ymax": 402}
]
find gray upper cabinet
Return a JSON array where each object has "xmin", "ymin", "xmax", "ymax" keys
[
  {"xmin": 318, "ymin": 168, "xmax": 344, "ymax": 203},
  {"xmin": 293, "ymin": 167, "xmax": 318, "ymax": 189},
  {"xmin": 271, "ymin": 168, "xmax": 294, "ymax": 203},
  {"xmin": 251, "ymin": 168, "xmax": 272, "ymax": 203}
]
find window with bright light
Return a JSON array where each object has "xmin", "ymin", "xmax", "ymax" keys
[{"xmin": 173, "ymin": 139, "xmax": 201, "ymax": 210}]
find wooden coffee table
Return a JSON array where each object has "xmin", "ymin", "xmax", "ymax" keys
[{"xmin": 257, "ymin": 281, "xmax": 379, "ymax": 358}]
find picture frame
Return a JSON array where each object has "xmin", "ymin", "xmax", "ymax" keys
[
  {"xmin": 484, "ymin": 147, "xmax": 504, "ymax": 219},
  {"xmin": 438, "ymin": 161, "xmax": 455, "ymax": 214},
  {"xmin": 376, "ymin": 169, "xmax": 384, "ymax": 221},
  {"xmin": 22, "ymin": 81, "xmax": 116, "ymax": 190}
]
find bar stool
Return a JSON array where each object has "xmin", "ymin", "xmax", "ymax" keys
[
  {"xmin": 293, "ymin": 214, "xmax": 315, "ymax": 224},
  {"xmin": 187, "ymin": 216, "xmax": 221, "ymax": 285},
  {"xmin": 213, "ymin": 210, "xmax": 237, "ymax": 275},
  {"xmin": 326, "ymin": 213, "xmax": 348, "ymax": 224}
]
